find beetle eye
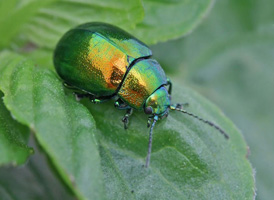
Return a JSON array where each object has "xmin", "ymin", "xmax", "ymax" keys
[{"xmin": 144, "ymin": 106, "xmax": 153, "ymax": 115}]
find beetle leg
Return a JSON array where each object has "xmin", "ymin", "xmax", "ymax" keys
[
  {"xmin": 90, "ymin": 97, "xmax": 109, "ymax": 104},
  {"xmin": 172, "ymin": 103, "xmax": 189, "ymax": 109},
  {"xmin": 74, "ymin": 92, "xmax": 109, "ymax": 104},
  {"xmin": 114, "ymin": 99, "xmax": 133, "ymax": 129},
  {"xmin": 114, "ymin": 99, "xmax": 131, "ymax": 110},
  {"xmin": 167, "ymin": 78, "xmax": 173, "ymax": 95},
  {"xmin": 147, "ymin": 116, "xmax": 153, "ymax": 128},
  {"xmin": 122, "ymin": 108, "xmax": 133, "ymax": 129}
]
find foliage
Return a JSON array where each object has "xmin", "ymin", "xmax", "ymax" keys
[
  {"xmin": 0, "ymin": 0, "xmax": 256, "ymax": 199},
  {"xmin": 0, "ymin": 91, "xmax": 33, "ymax": 165},
  {"xmin": 152, "ymin": 0, "xmax": 274, "ymax": 199}
]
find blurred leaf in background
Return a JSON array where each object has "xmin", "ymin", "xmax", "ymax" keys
[
  {"xmin": 152, "ymin": 0, "xmax": 274, "ymax": 199},
  {"xmin": 0, "ymin": 51, "xmax": 105, "ymax": 200},
  {"xmin": 0, "ymin": 91, "xmax": 33, "ymax": 166},
  {"xmin": 0, "ymin": 0, "xmax": 258, "ymax": 199},
  {"xmin": 134, "ymin": 0, "xmax": 214, "ymax": 45},
  {"xmin": 0, "ymin": 136, "xmax": 75, "ymax": 200}
]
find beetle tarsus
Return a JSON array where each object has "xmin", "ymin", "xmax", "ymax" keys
[
  {"xmin": 122, "ymin": 108, "xmax": 133, "ymax": 129},
  {"xmin": 122, "ymin": 117, "xmax": 129, "ymax": 129},
  {"xmin": 174, "ymin": 103, "xmax": 189, "ymax": 109},
  {"xmin": 147, "ymin": 117, "xmax": 153, "ymax": 128}
]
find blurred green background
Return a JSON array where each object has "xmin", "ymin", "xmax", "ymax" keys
[{"xmin": 152, "ymin": 0, "xmax": 274, "ymax": 199}]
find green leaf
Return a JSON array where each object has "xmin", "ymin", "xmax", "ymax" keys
[
  {"xmin": 191, "ymin": 31, "xmax": 274, "ymax": 200},
  {"xmin": 0, "ymin": 91, "xmax": 33, "ymax": 166},
  {"xmin": 0, "ymin": 0, "xmax": 54, "ymax": 48},
  {"xmin": 0, "ymin": 51, "xmax": 105, "ymax": 200},
  {"xmin": 134, "ymin": 0, "xmax": 214, "ymax": 45},
  {"xmin": 151, "ymin": 0, "xmax": 274, "ymax": 198},
  {"xmin": 0, "ymin": 0, "xmax": 257, "ymax": 199},
  {"xmin": 150, "ymin": 0, "xmax": 262, "ymax": 73},
  {"xmin": 0, "ymin": 138, "xmax": 74, "ymax": 200},
  {"xmin": 16, "ymin": 0, "xmax": 144, "ymax": 49},
  {"xmin": 22, "ymin": 48, "xmax": 55, "ymax": 71},
  {"xmin": 5, "ymin": 0, "xmax": 213, "ymax": 51},
  {"xmin": 84, "ymin": 80, "xmax": 254, "ymax": 199},
  {"xmin": 0, "ymin": 50, "xmax": 254, "ymax": 199}
]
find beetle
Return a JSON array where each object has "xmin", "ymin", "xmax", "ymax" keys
[{"xmin": 54, "ymin": 22, "xmax": 229, "ymax": 167}]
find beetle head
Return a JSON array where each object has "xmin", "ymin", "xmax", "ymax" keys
[{"xmin": 144, "ymin": 86, "xmax": 170, "ymax": 117}]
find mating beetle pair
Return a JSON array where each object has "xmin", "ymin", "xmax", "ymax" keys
[{"xmin": 54, "ymin": 22, "xmax": 228, "ymax": 167}]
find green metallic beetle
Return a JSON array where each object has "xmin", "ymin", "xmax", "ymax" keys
[{"xmin": 54, "ymin": 22, "xmax": 229, "ymax": 167}]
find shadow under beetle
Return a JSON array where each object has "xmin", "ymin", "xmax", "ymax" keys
[{"xmin": 54, "ymin": 22, "xmax": 229, "ymax": 168}]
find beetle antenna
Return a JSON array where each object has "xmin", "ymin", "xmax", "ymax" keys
[
  {"xmin": 145, "ymin": 116, "xmax": 158, "ymax": 168},
  {"xmin": 169, "ymin": 105, "xmax": 229, "ymax": 139}
]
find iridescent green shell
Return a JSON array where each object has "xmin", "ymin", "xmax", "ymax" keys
[
  {"xmin": 118, "ymin": 59, "xmax": 167, "ymax": 109},
  {"xmin": 54, "ymin": 22, "xmax": 168, "ymax": 110},
  {"xmin": 54, "ymin": 22, "xmax": 152, "ymax": 97}
]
